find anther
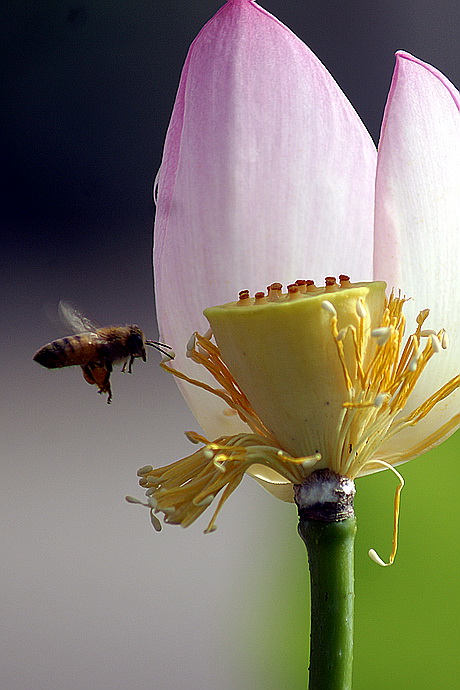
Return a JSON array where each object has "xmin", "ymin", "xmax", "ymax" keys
[
  {"xmin": 148, "ymin": 496, "xmax": 158, "ymax": 510},
  {"xmin": 325, "ymin": 276, "xmax": 339, "ymax": 292},
  {"xmin": 336, "ymin": 328, "xmax": 347, "ymax": 342},
  {"xmin": 441, "ymin": 331, "xmax": 449, "ymax": 349},
  {"xmin": 368, "ymin": 549, "xmax": 389, "ymax": 567},
  {"xmin": 193, "ymin": 494, "xmax": 215, "ymax": 507},
  {"xmin": 430, "ymin": 334, "xmax": 442, "ymax": 353},
  {"xmin": 137, "ymin": 465, "xmax": 153, "ymax": 476},
  {"xmin": 150, "ymin": 511, "xmax": 162, "ymax": 532},
  {"xmin": 339, "ymin": 275, "xmax": 351, "ymax": 287},
  {"xmin": 374, "ymin": 393, "xmax": 389, "ymax": 407},
  {"xmin": 185, "ymin": 431, "xmax": 200, "ymax": 444},
  {"xmin": 306, "ymin": 280, "xmax": 318, "ymax": 293},
  {"xmin": 125, "ymin": 495, "xmax": 147, "ymax": 505},
  {"xmin": 416, "ymin": 309, "xmax": 430, "ymax": 326},
  {"xmin": 420, "ymin": 329, "xmax": 436, "ymax": 337},
  {"xmin": 356, "ymin": 298, "xmax": 367, "ymax": 319},
  {"xmin": 408, "ymin": 355, "xmax": 419, "ymax": 372},
  {"xmin": 322, "ymin": 300, "xmax": 337, "ymax": 317},
  {"xmin": 301, "ymin": 454, "xmax": 321, "ymax": 470},
  {"xmin": 196, "ymin": 342, "xmax": 211, "ymax": 358},
  {"xmin": 213, "ymin": 460, "xmax": 226, "ymax": 473},
  {"xmin": 371, "ymin": 327, "xmax": 391, "ymax": 346},
  {"xmin": 203, "ymin": 328, "xmax": 213, "ymax": 340},
  {"xmin": 186, "ymin": 333, "xmax": 196, "ymax": 356}
]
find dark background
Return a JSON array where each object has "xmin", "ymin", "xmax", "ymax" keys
[{"xmin": 2, "ymin": 2, "xmax": 459, "ymax": 689}]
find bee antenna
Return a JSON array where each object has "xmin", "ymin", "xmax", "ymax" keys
[{"xmin": 146, "ymin": 340, "xmax": 175, "ymax": 360}]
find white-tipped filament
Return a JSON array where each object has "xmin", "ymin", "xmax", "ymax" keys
[
  {"xmin": 322, "ymin": 300, "xmax": 337, "ymax": 316},
  {"xmin": 129, "ymin": 278, "xmax": 459, "ymax": 546},
  {"xmin": 356, "ymin": 297, "xmax": 367, "ymax": 319},
  {"xmin": 363, "ymin": 460, "xmax": 405, "ymax": 566}
]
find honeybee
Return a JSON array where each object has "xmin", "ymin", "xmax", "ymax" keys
[{"xmin": 33, "ymin": 302, "xmax": 174, "ymax": 403}]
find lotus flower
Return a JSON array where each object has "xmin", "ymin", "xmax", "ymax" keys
[{"xmin": 134, "ymin": 0, "xmax": 459, "ymax": 530}]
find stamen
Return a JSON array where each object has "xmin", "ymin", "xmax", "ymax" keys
[
  {"xmin": 416, "ymin": 309, "xmax": 430, "ymax": 326},
  {"xmin": 185, "ymin": 431, "xmax": 201, "ymax": 444},
  {"xmin": 194, "ymin": 494, "xmax": 215, "ymax": 507},
  {"xmin": 371, "ymin": 327, "xmax": 391, "ymax": 346},
  {"xmin": 356, "ymin": 298, "xmax": 367, "ymax": 319},
  {"xmin": 186, "ymin": 333, "xmax": 196, "ymax": 356},
  {"xmin": 339, "ymin": 275, "xmax": 351, "ymax": 288},
  {"xmin": 322, "ymin": 300, "xmax": 337, "ymax": 317},
  {"xmin": 430, "ymin": 334, "xmax": 442, "ymax": 353},
  {"xmin": 362, "ymin": 460, "xmax": 405, "ymax": 566},
  {"xmin": 150, "ymin": 512, "xmax": 163, "ymax": 532},
  {"xmin": 137, "ymin": 465, "xmax": 153, "ymax": 476},
  {"xmin": 125, "ymin": 496, "xmax": 163, "ymax": 532},
  {"xmin": 125, "ymin": 495, "xmax": 147, "ymax": 505},
  {"xmin": 135, "ymin": 283, "xmax": 458, "ymax": 538},
  {"xmin": 374, "ymin": 393, "xmax": 389, "ymax": 407}
]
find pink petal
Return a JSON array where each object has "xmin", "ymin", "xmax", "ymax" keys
[
  {"xmin": 374, "ymin": 52, "xmax": 460, "ymax": 460},
  {"xmin": 154, "ymin": 0, "xmax": 376, "ymax": 437}
]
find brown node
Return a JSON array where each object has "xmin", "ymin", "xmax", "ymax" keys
[
  {"xmin": 325, "ymin": 276, "xmax": 339, "ymax": 292},
  {"xmin": 254, "ymin": 291, "xmax": 267, "ymax": 305},
  {"xmin": 295, "ymin": 279, "xmax": 307, "ymax": 294}
]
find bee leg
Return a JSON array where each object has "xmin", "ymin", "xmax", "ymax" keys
[
  {"xmin": 81, "ymin": 364, "xmax": 97, "ymax": 386},
  {"xmin": 101, "ymin": 362, "xmax": 113, "ymax": 403},
  {"xmin": 127, "ymin": 355, "xmax": 135, "ymax": 374}
]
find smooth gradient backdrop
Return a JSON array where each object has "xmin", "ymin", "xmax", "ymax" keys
[{"xmin": 2, "ymin": 1, "xmax": 459, "ymax": 689}]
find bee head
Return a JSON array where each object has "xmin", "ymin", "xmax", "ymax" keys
[{"xmin": 126, "ymin": 326, "xmax": 147, "ymax": 361}]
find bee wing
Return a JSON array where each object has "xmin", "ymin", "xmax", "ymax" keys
[{"xmin": 58, "ymin": 301, "xmax": 99, "ymax": 334}]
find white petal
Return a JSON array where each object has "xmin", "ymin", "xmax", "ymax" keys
[
  {"xmin": 154, "ymin": 0, "xmax": 376, "ymax": 436},
  {"xmin": 374, "ymin": 52, "xmax": 460, "ymax": 459}
]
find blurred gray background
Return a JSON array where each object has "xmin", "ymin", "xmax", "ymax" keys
[{"xmin": 2, "ymin": 1, "xmax": 459, "ymax": 689}]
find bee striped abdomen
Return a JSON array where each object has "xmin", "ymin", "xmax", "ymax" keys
[{"xmin": 33, "ymin": 334, "xmax": 98, "ymax": 368}]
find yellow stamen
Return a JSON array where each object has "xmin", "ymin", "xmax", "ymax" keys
[
  {"xmin": 135, "ymin": 433, "xmax": 321, "ymax": 532},
  {"xmin": 364, "ymin": 460, "xmax": 405, "ymax": 567},
  {"xmin": 130, "ymin": 279, "xmax": 458, "ymax": 540}
]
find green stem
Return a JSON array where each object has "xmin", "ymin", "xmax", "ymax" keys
[{"xmin": 298, "ymin": 515, "xmax": 357, "ymax": 690}]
